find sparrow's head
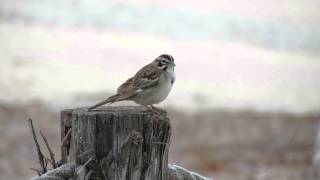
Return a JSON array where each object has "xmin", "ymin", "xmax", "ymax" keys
[{"xmin": 153, "ymin": 54, "xmax": 175, "ymax": 70}]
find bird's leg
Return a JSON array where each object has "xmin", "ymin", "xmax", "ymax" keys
[
  {"xmin": 151, "ymin": 105, "xmax": 165, "ymax": 112},
  {"xmin": 145, "ymin": 105, "xmax": 157, "ymax": 112}
]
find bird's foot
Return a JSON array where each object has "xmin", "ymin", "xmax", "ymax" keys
[
  {"xmin": 151, "ymin": 105, "xmax": 166, "ymax": 112},
  {"xmin": 145, "ymin": 105, "xmax": 165, "ymax": 113},
  {"xmin": 145, "ymin": 105, "xmax": 157, "ymax": 112}
]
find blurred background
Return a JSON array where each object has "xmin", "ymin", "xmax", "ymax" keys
[{"xmin": 1, "ymin": 0, "xmax": 320, "ymax": 179}]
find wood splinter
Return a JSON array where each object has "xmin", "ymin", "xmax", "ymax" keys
[{"xmin": 60, "ymin": 128, "xmax": 72, "ymax": 147}]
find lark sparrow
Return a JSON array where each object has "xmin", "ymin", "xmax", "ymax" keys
[{"xmin": 88, "ymin": 54, "xmax": 175, "ymax": 111}]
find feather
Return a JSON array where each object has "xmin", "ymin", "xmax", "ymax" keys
[{"xmin": 88, "ymin": 94, "xmax": 120, "ymax": 111}]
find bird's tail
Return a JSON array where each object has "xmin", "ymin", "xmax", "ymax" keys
[{"xmin": 88, "ymin": 94, "xmax": 121, "ymax": 111}]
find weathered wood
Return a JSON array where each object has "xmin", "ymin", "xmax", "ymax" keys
[
  {"xmin": 31, "ymin": 163, "xmax": 214, "ymax": 180},
  {"xmin": 61, "ymin": 106, "xmax": 171, "ymax": 180},
  {"xmin": 60, "ymin": 110, "xmax": 72, "ymax": 164},
  {"xmin": 32, "ymin": 106, "xmax": 212, "ymax": 180},
  {"xmin": 168, "ymin": 165, "xmax": 213, "ymax": 180},
  {"xmin": 31, "ymin": 164, "xmax": 75, "ymax": 180}
]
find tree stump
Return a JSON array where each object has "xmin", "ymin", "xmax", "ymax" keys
[{"xmin": 60, "ymin": 106, "xmax": 171, "ymax": 180}]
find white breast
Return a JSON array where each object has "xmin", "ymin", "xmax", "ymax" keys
[{"xmin": 133, "ymin": 67, "xmax": 175, "ymax": 105}]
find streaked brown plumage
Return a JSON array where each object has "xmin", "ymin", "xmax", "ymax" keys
[{"xmin": 88, "ymin": 54, "xmax": 175, "ymax": 111}]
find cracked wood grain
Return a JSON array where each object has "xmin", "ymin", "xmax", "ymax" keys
[{"xmin": 61, "ymin": 106, "xmax": 170, "ymax": 180}]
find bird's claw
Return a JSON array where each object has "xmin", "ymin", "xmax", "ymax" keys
[{"xmin": 146, "ymin": 105, "xmax": 165, "ymax": 113}]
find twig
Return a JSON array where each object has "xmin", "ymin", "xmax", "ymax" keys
[
  {"xmin": 76, "ymin": 157, "xmax": 94, "ymax": 175},
  {"xmin": 85, "ymin": 170, "xmax": 94, "ymax": 180},
  {"xmin": 60, "ymin": 128, "xmax": 72, "ymax": 147},
  {"xmin": 28, "ymin": 118, "xmax": 47, "ymax": 174},
  {"xmin": 100, "ymin": 162, "xmax": 107, "ymax": 180},
  {"xmin": 40, "ymin": 130, "xmax": 57, "ymax": 169},
  {"xmin": 45, "ymin": 158, "xmax": 49, "ymax": 169},
  {"xmin": 30, "ymin": 168, "xmax": 41, "ymax": 176}
]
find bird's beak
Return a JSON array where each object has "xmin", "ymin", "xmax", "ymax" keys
[{"xmin": 171, "ymin": 62, "xmax": 176, "ymax": 66}]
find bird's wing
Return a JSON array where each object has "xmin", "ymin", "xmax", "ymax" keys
[
  {"xmin": 117, "ymin": 77, "xmax": 134, "ymax": 94},
  {"xmin": 117, "ymin": 64, "xmax": 161, "ymax": 95}
]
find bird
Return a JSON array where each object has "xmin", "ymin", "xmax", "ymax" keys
[{"xmin": 88, "ymin": 54, "xmax": 176, "ymax": 112}]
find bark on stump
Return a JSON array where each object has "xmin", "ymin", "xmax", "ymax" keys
[{"xmin": 60, "ymin": 106, "xmax": 171, "ymax": 180}]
